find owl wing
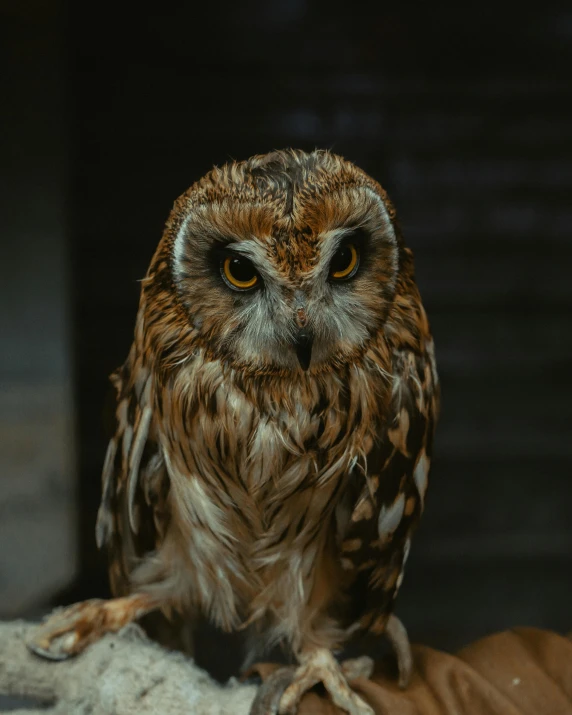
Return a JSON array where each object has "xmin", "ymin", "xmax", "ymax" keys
[
  {"xmin": 339, "ymin": 343, "xmax": 439, "ymax": 636},
  {"xmin": 95, "ymin": 338, "xmax": 169, "ymax": 598}
]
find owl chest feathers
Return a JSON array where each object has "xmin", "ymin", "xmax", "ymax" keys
[{"xmin": 153, "ymin": 358, "xmax": 383, "ymax": 634}]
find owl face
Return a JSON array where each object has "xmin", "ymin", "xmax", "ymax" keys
[{"xmin": 166, "ymin": 150, "xmax": 401, "ymax": 375}]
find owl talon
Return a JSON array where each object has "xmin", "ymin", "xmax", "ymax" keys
[
  {"xmin": 27, "ymin": 641, "xmax": 78, "ymax": 662},
  {"xmin": 249, "ymin": 666, "xmax": 297, "ymax": 715},
  {"xmin": 385, "ymin": 613, "xmax": 413, "ymax": 688}
]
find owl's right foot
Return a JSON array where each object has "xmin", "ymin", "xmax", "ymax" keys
[
  {"xmin": 27, "ymin": 593, "xmax": 157, "ymax": 660},
  {"xmin": 249, "ymin": 649, "xmax": 374, "ymax": 715}
]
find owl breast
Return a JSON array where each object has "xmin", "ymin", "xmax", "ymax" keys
[{"xmin": 151, "ymin": 357, "xmax": 381, "ymax": 641}]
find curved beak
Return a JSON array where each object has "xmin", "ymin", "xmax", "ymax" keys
[{"xmin": 294, "ymin": 329, "xmax": 313, "ymax": 371}]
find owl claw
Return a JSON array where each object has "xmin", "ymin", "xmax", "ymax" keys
[
  {"xmin": 249, "ymin": 666, "xmax": 297, "ymax": 715},
  {"xmin": 27, "ymin": 641, "xmax": 77, "ymax": 661},
  {"xmin": 385, "ymin": 613, "xmax": 413, "ymax": 688}
]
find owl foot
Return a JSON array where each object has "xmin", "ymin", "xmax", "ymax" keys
[
  {"xmin": 27, "ymin": 594, "xmax": 158, "ymax": 660},
  {"xmin": 385, "ymin": 613, "xmax": 413, "ymax": 688},
  {"xmin": 249, "ymin": 648, "xmax": 373, "ymax": 715}
]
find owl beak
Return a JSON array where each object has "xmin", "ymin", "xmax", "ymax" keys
[{"xmin": 294, "ymin": 330, "xmax": 313, "ymax": 371}]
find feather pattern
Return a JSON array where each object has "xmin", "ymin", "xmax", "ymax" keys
[{"xmin": 93, "ymin": 148, "xmax": 439, "ymax": 680}]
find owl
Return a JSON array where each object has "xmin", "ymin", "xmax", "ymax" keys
[{"xmin": 29, "ymin": 149, "xmax": 439, "ymax": 715}]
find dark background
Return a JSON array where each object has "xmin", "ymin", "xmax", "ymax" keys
[{"xmin": 2, "ymin": 0, "xmax": 571, "ymax": 668}]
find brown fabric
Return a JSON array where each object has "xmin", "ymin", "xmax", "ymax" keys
[{"xmin": 253, "ymin": 629, "xmax": 572, "ymax": 714}]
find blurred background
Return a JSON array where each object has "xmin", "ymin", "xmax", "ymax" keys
[{"xmin": 1, "ymin": 0, "xmax": 571, "ymax": 673}]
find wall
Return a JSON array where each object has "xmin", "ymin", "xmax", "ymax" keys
[{"xmin": 0, "ymin": 0, "xmax": 75, "ymax": 618}]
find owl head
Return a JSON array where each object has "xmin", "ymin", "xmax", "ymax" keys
[{"xmin": 146, "ymin": 149, "xmax": 407, "ymax": 377}]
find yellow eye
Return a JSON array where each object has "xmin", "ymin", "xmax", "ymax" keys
[
  {"xmin": 222, "ymin": 255, "xmax": 259, "ymax": 290},
  {"xmin": 330, "ymin": 243, "xmax": 359, "ymax": 280}
]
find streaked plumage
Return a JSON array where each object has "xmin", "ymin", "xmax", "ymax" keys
[{"xmin": 29, "ymin": 149, "xmax": 439, "ymax": 714}]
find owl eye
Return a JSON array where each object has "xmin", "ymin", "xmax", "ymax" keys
[
  {"xmin": 221, "ymin": 255, "xmax": 259, "ymax": 290},
  {"xmin": 329, "ymin": 243, "xmax": 359, "ymax": 281}
]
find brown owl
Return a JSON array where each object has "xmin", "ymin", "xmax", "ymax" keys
[{"xmin": 29, "ymin": 149, "xmax": 439, "ymax": 715}]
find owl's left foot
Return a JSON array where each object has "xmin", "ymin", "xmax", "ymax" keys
[
  {"xmin": 249, "ymin": 649, "xmax": 374, "ymax": 715},
  {"xmin": 27, "ymin": 594, "xmax": 157, "ymax": 660}
]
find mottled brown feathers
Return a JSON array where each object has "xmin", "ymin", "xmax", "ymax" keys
[{"xmin": 96, "ymin": 148, "xmax": 439, "ymax": 667}]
